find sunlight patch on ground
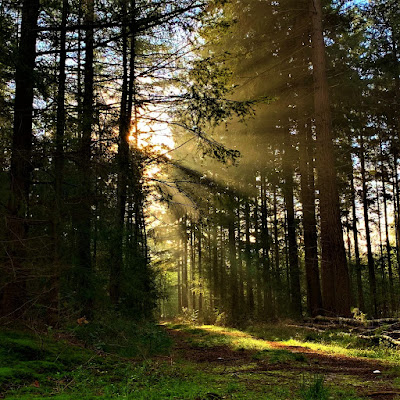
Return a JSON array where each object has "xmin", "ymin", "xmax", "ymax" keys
[
  {"xmin": 281, "ymin": 338, "xmax": 400, "ymax": 364},
  {"xmin": 167, "ymin": 321, "xmax": 400, "ymax": 365}
]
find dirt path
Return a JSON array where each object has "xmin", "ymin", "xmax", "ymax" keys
[{"xmin": 165, "ymin": 327, "xmax": 400, "ymax": 400}]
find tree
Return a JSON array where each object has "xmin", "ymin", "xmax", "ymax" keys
[
  {"xmin": 309, "ymin": 0, "xmax": 351, "ymax": 316},
  {"xmin": 1, "ymin": 0, "xmax": 40, "ymax": 318}
]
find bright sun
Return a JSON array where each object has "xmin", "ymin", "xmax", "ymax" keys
[{"xmin": 128, "ymin": 109, "xmax": 175, "ymax": 179}]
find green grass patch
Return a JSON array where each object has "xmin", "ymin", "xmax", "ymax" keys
[
  {"xmin": 253, "ymin": 348, "xmax": 306, "ymax": 363},
  {"xmin": 0, "ymin": 328, "xmax": 96, "ymax": 395},
  {"xmin": 1, "ymin": 322, "xmax": 392, "ymax": 399},
  {"xmin": 73, "ymin": 319, "xmax": 172, "ymax": 357},
  {"xmin": 245, "ymin": 323, "xmax": 400, "ymax": 364}
]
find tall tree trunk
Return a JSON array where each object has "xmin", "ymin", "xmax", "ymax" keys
[
  {"xmin": 375, "ymin": 161, "xmax": 387, "ymax": 315},
  {"xmin": 254, "ymin": 190, "xmax": 263, "ymax": 318},
  {"xmin": 299, "ymin": 120, "xmax": 322, "ymax": 316},
  {"xmin": 206, "ymin": 219, "xmax": 214, "ymax": 310},
  {"xmin": 212, "ymin": 223, "xmax": 219, "ymax": 309},
  {"xmin": 351, "ymin": 172, "xmax": 365, "ymax": 311},
  {"xmin": 181, "ymin": 217, "xmax": 188, "ymax": 309},
  {"xmin": 190, "ymin": 223, "xmax": 196, "ymax": 311},
  {"xmin": 236, "ymin": 204, "xmax": 245, "ymax": 316},
  {"xmin": 51, "ymin": 0, "xmax": 69, "ymax": 323},
  {"xmin": 75, "ymin": 0, "xmax": 95, "ymax": 315},
  {"xmin": 360, "ymin": 135, "xmax": 377, "ymax": 317},
  {"xmin": 260, "ymin": 174, "xmax": 272, "ymax": 317},
  {"xmin": 198, "ymin": 225, "xmax": 203, "ymax": 315},
  {"xmin": 110, "ymin": 0, "xmax": 129, "ymax": 305},
  {"xmin": 219, "ymin": 226, "xmax": 227, "ymax": 310},
  {"xmin": 228, "ymin": 203, "xmax": 238, "ymax": 323},
  {"xmin": 309, "ymin": 0, "xmax": 351, "ymax": 316},
  {"xmin": 245, "ymin": 200, "xmax": 255, "ymax": 316},
  {"xmin": 1, "ymin": 0, "xmax": 40, "ymax": 318},
  {"xmin": 381, "ymin": 149, "xmax": 395, "ymax": 313},
  {"xmin": 392, "ymin": 154, "xmax": 400, "ymax": 286},
  {"xmin": 178, "ymin": 237, "xmax": 182, "ymax": 313},
  {"xmin": 282, "ymin": 128, "xmax": 302, "ymax": 318},
  {"xmin": 272, "ymin": 180, "xmax": 280, "ymax": 303}
]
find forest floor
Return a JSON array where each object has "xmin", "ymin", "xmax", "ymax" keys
[
  {"xmin": 163, "ymin": 323, "xmax": 400, "ymax": 400},
  {"xmin": 2, "ymin": 321, "xmax": 400, "ymax": 399}
]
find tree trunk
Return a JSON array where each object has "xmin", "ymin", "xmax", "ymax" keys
[
  {"xmin": 309, "ymin": 0, "xmax": 351, "ymax": 316},
  {"xmin": 350, "ymin": 171, "xmax": 365, "ymax": 311},
  {"xmin": 182, "ymin": 217, "xmax": 189, "ymax": 309},
  {"xmin": 220, "ymin": 226, "xmax": 227, "ymax": 310},
  {"xmin": 110, "ymin": 0, "xmax": 129, "ymax": 305},
  {"xmin": 75, "ymin": 0, "xmax": 95, "ymax": 316},
  {"xmin": 260, "ymin": 174, "xmax": 272, "ymax": 318},
  {"xmin": 198, "ymin": 225, "xmax": 203, "ymax": 315},
  {"xmin": 360, "ymin": 135, "xmax": 377, "ymax": 317},
  {"xmin": 2, "ymin": 0, "xmax": 40, "ymax": 318},
  {"xmin": 392, "ymin": 155, "xmax": 400, "ymax": 286},
  {"xmin": 228, "ymin": 203, "xmax": 239, "ymax": 323},
  {"xmin": 178, "ymin": 237, "xmax": 182, "ymax": 313},
  {"xmin": 381, "ymin": 152, "xmax": 395, "ymax": 314},
  {"xmin": 236, "ymin": 204, "xmax": 245, "ymax": 316},
  {"xmin": 253, "ymin": 190, "xmax": 263, "ymax": 318},
  {"xmin": 375, "ymin": 160, "xmax": 387, "ymax": 315},
  {"xmin": 190, "ymin": 222, "xmax": 196, "ymax": 311},
  {"xmin": 299, "ymin": 120, "xmax": 322, "ymax": 317},
  {"xmin": 212, "ymin": 223, "xmax": 219, "ymax": 309},
  {"xmin": 245, "ymin": 200, "xmax": 255, "ymax": 316},
  {"xmin": 51, "ymin": 0, "xmax": 69, "ymax": 323},
  {"xmin": 282, "ymin": 128, "xmax": 302, "ymax": 318}
]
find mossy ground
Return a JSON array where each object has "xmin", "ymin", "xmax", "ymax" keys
[{"xmin": 1, "ymin": 322, "xmax": 400, "ymax": 399}]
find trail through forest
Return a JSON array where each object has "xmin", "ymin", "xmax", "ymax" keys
[
  {"xmin": 164, "ymin": 324, "xmax": 400, "ymax": 400},
  {"xmin": 3, "ymin": 322, "xmax": 400, "ymax": 399}
]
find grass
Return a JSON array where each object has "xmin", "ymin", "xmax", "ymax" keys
[
  {"xmin": 72, "ymin": 318, "xmax": 172, "ymax": 358},
  {"xmin": 171, "ymin": 322, "xmax": 400, "ymax": 364},
  {"xmin": 246, "ymin": 323, "xmax": 400, "ymax": 364},
  {"xmin": 2, "ymin": 321, "xmax": 398, "ymax": 399},
  {"xmin": 300, "ymin": 376, "xmax": 329, "ymax": 400}
]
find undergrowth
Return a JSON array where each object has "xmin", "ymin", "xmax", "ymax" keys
[{"xmin": 72, "ymin": 317, "xmax": 171, "ymax": 357}]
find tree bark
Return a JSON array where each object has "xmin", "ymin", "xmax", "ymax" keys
[
  {"xmin": 299, "ymin": 120, "xmax": 322, "ymax": 317},
  {"xmin": 182, "ymin": 217, "xmax": 189, "ymax": 309},
  {"xmin": 381, "ymin": 154, "xmax": 395, "ymax": 314},
  {"xmin": 260, "ymin": 173, "xmax": 272, "ymax": 318},
  {"xmin": 282, "ymin": 128, "xmax": 302, "ymax": 318},
  {"xmin": 1, "ymin": 0, "xmax": 40, "ymax": 318},
  {"xmin": 360, "ymin": 135, "xmax": 377, "ymax": 317},
  {"xmin": 309, "ymin": 0, "xmax": 351, "ymax": 316},
  {"xmin": 110, "ymin": 0, "xmax": 129, "ymax": 305},
  {"xmin": 245, "ymin": 200, "xmax": 255, "ymax": 316},
  {"xmin": 75, "ymin": 0, "xmax": 95, "ymax": 316},
  {"xmin": 350, "ymin": 171, "xmax": 365, "ymax": 311},
  {"xmin": 228, "ymin": 201, "xmax": 239, "ymax": 323},
  {"xmin": 198, "ymin": 224, "xmax": 203, "ymax": 314},
  {"xmin": 50, "ymin": 0, "xmax": 69, "ymax": 323}
]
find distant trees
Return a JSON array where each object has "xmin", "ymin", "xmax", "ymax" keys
[{"xmin": 157, "ymin": 0, "xmax": 400, "ymax": 322}]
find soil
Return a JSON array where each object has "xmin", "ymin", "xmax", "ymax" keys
[{"xmin": 165, "ymin": 327, "xmax": 400, "ymax": 400}]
